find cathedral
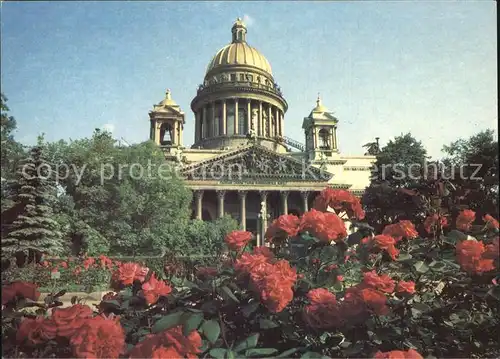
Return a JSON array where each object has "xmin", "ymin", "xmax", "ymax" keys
[{"xmin": 148, "ymin": 18, "xmax": 375, "ymax": 243}]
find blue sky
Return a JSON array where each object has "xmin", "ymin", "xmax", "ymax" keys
[{"xmin": 1, "ymin": 1, "xmax": 497, "ymax": 158}]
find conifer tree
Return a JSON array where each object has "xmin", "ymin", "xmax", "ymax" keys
[{"xmin": 1, "ymin": 146, "xmax": 64, "ymax": 265}]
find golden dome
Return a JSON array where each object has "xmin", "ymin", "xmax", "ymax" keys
[
  {"xmin": 312, "ymin": 95, "xmax": 329, "ymax": 113},
  {"xmin": 205, "ymin": 18, "xmax": 273, "ymax": 76}
]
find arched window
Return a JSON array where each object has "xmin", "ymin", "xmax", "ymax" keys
[
  {"xmin": 227, "ymin": 102, "xmax": 235, "ymax": 135},
  {"xmin": 238, "ymin": 108, "xmax": 247, "ymax": 134},
  {"xmin": 319, "ymin": 128, "xmax": 330, "ymax": 149}
]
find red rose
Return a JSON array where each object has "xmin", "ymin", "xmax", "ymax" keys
[
  {"xmin": 456, "ymin": 209, "xmax": 476, "ymax": 231},
  {"xmin": 300, "ymin": 209, "xmax": 347, "ymax": 243},
  {"xmin": 2, "ymin": 281, "xmax": 41, "ymax": 305},
  {"xmin": 362, "ymin": 271, "xmax": 395, "ymax": 293},
  {"xmin": 83, "ymin": 257, "xmax": 95, "ymax": 270},
  {"xmin": 456, "ymin": 240, "xmax": 495, "ymax": 274},
  {"xmin": 141, "ymin": 273, "xmax": 173, "ymax": 305},
  {"xmin": 358, "ymin": 288, "xmax": 389, "ymax": 316},
  {"xmin": 51, "ymin": 304, "xmax": 93, "ymax": 338},
  {"xmin": 225, "ymin": 230, "xmax": 253, "ymax": 251},
  {"xmin": 484, "ymin": 214, "xmax": 499, "ymax": 230},
  {"xmin": 257, "ymin": 260, "xmax": 297, "ymax": 313},
  {"xmin": 265, "ymin": 214, "xmax": 301, "ymax": 242},
  {"xmin": 424, "ymin": 214, "xmax": 449, "ymax": 234},
  {"xmin": 16, "ymin": 317, "xmax": 50, "ymax": 345},
  {"xmin": 70, "ymin": 315, "xmax": 125, "ymax": 358},
  {"xmin": 484, "ymin": 238, "xmax": 499, "ymax": 260},
  {"xmin": 372, "ymin": 235, "xmax": 399, "ymax": 260},
  {"xmin": 374, "ymin": 349, "xmax": 423, "ymax": 359},
  {"xmin": 382, "ymin": 220, "xmax": 418, "ymax": 242},
  {"xmin": 325, "ymin": 264, "xmax": 338, "ymax": 272},
  {"xmin": 303, "ymin": 288, "xmax": 340, "ymax": 329},
  {"xmin": 234, "ymin": 248, "xmax": 273, "ymax": 276},
  {"xmin": 113, "ymin": 262, "xmax": 149, "ymax": 286},
  {"xmin": 308, "ymin": 288, "xmax": 336, "ymax": 305},
  {"xmin": 98, "ymin": 255, "xmax": 114, "ymax": 270},
  {"xmin": 129, "ymin": 326, "xmax": 202, "ymax": 359},
  {"xmin": 396, "ymin": 280, "xmax": 416, "ymax": 295},
  {"xmin": 152, "ymin": 346, "xmax": 183, "ymax": 358},
  {"xmin": 313, "ymin": 188, "xmax": 365, "ymax": 220}
]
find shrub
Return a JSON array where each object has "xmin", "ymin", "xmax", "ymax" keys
[{"xmin": 2, "ymin": 189, "xmax": 499, "ymax": 358}]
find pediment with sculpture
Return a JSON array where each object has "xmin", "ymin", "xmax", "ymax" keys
[{"xmin": 180, "ymin": 144, "xmax": 333, "ymax": 182}]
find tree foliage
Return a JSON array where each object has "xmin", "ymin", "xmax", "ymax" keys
[
  {"xmin": 442, "ymin": 129, "xmax": 499, "ymax": 218},
  {"xmin": 1, "ymin": 93, "xmax": 26, "ymax": 208},
  {"xmin": 1, "ymin": 146, "xmax": 64, "ymax": 266},
  {"xmin": 43, "ymin": 129, "xmax": 193, "ymax": 256},
  {"xmin": 362, "ymin": 133, "xmax": 429, "ymax": 231}
]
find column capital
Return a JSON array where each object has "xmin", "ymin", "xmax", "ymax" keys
[
  {"xmin": 238, "ymin": 190, "xmax": 247, "ymax": 198},
  {"xmin": 216, "ymin": 189, "xmax": 226, "ymax": 199},
  {"xmin": 300, "ymin": 190, "xmax": 310, "ymax": 199},
  {"xmin": 194, "ymin": 189, "xmax": 205, "ymax": 198},
  {"xmin": 280, "ymin": 190, "xmax": 289, "ymax": 197},
  {"xmin": 259, "ymin": 190, "xmax": 268, "ymax": 199}
]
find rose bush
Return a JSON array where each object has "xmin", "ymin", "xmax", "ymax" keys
[{"xmin": 2, "ymin": 188, "xmax": 499, "ymax": 358}]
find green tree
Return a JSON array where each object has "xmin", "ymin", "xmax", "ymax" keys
[
  {"xmin": 44, "ymin": 130, "xmax": 193, "ymax": 256},
  {"xmin": 1, "ymin": 93, "xmax": 26, "ymax": 209},
  {"xmin": 442, "ymin": 129, "xmax": 499, "ymax": 218},
  {"xmin": 362, "ymin": 133, "xmax": 429, "ymax": 230},
  {"xmin": 183, "ymin": 215, "xmax": 239, "ymax": 257},
  {"xmin": 1, "ymin": 146, "xmax": 64, "ymax": 266}
]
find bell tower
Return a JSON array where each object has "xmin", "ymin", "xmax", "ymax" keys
[
  {"xmin": 302, "ymin": 95, "xmax": 339, "ymax": 160},
  {"xmin": 149, "ymin": 89, "xmax": 185, "ymax": 149}
]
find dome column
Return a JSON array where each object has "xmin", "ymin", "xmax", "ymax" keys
[
  {"xmin": 247, "ymin": 100, "xmax": 251, "ymax": 135},
  {"xmin": 234, "ymin": 99, "xmax": 239, "ymax": 135},
  {"xmin": 212, "ymin": 102, "xmax": 219, "ymax": 136},
  {"xmin": 280, "ymin": 111, "xmax": 284, "ymax": 137},
  {"xmin": 222, "ymin": 100, "xmax": 227, "ymax": 135},
  {"xmin": 267, "ymin": 105, "xmax": 272, "ymax": 137},
  {"xmin": 195, "ymin": 112, "xmax": 200, "ymax": 142},
  {"xmin": 258, "ymin": 101, "xmax": 263, "ymax": 136},
  {"xmin": 202, "ymin": 106, "xmax": 207, "ymax": 139},
  {"xmin": 274, "ymin": 107, "xmax": 279, "ymax": 137}
]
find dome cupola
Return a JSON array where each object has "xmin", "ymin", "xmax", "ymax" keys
[{"xmin": 191, "ymin": 19, "xmax": 288, "ymax": 152}]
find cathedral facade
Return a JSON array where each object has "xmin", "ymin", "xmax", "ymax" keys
[{"xmin": 148, "ymin": 18, "xmax": 375, "ymax": 243}]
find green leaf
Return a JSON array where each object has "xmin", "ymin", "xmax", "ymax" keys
[
  {"xmin": 397, "ymin": 253, "xmax": 412, "ymax": 262},
  {"xmin": 412, "ymin": 302, "xmax": 431, "ymax": 312},
  {"xmin": 234, "ymin": 333, "xmax": 259, "ymax": 353},
  {"xmin": 201, "ymin": 319, "xmax": 221, "ymax": 344},
  {"xmin": 183, "ymin": 312, "xmax": 204, "ymax": 336},
  {"xmin": 429, "ymin": 261, "xmax": 447, "ymax": 271},
  {"xmin": 152, "ymin": 311, "xmax": 184, "ymax": 333},
  {"xmin": 259, "ymin": 318, "xmax": 279, "ymax": 329},
  {"xmin": 245, "ymin": 348, "xmax": 278, "ymax": 357},
  {"xmin": 209, "ymin": 348, "xmax": 227, "ymax": 359},
  {"xmin": 413, "ymin": 261, "xmax": 429, "ymax": 273},
  {"xmin": 226, "ymin": 350, "xmax": 236, "ymax": 359},
  {"xmin": 487, "ymin": 286, "xmax": 500, "ymax": 301},
  {"xmin": 220, "ymin": 285, "xmax": 240, "ymax": 303},
  {"xmin": 277, "ymin": 348, "xmax": 301, "ymax": 357},
  {"xmin": 241, "ymin": 301, "xmax": 260, "ymax": 318}
]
